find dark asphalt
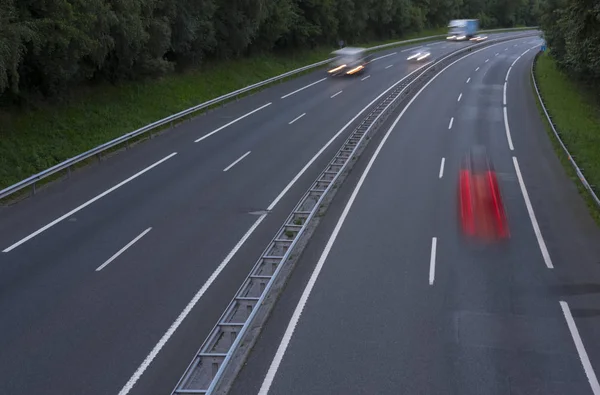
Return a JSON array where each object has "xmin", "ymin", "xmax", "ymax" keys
[
  {"xmin": 0, "ymin": 33, "xmax": 529, "ymax": 395},
  {"xmin": 228, "ymin": 36, "xmax": 600, "ymax": 395}
]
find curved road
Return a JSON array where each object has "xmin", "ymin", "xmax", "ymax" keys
[
  {"xmin": 228, "ymin": 36, "xmax": 600, "ymax": 395},
  {"xmin": 0, "ymin": 32, "xmax": 526, "ymax": 395}
]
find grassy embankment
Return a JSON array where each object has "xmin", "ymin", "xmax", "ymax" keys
[
  {"xmin": 533, "ymin": 52, "xmax": 600, "ymax": 223},
  {"xmin": 0, "ymin": 26, "xmax": 530, "ymax": 193}
]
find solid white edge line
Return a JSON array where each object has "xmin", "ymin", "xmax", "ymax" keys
[
  {"xmin": 288, "ymin": 113, "xmax": 306, "ymax": 125},
  {"xmin": 560, "ymin": 301, "xmax": 600, "ymax": 395},
  {"xmin": 429, "ymin": 237, "xmax": 437, "ymax": 285},
  {"xmin": 96, "ymin": 228, "xmax": 152, "ymax": 271},
  {"xmin": 385, "ymin": 65, "xmax": 393, "ymax": 69},
  {"xmin": 458, "ymin": 93, "xmax": 462, "ymax": 102},
  {"xmin": 265, "ymin": 62, "xmax": 431, "ymax": 212},
  {"xmin": 512, "ymin": 157, "xmax": 553, "ymax": 269},
  {"xmin": 448, "ymin": 117, "xmax": 454, "ymax": 130},
  {"xmin": 3, "ymin": 152, "xmax": 177, "ymax": 253},
  {"xmin": 330, "ymin": 91, "xmax": 343, "ymax": 98},
  {"xmin": 120, "ymin": 63, "xmax": 434, "ymax": 395},
  {"xmin": 503, "ymin": 107, "xmax": 514, "ymax": 150},
  {"xmin": 195, "ymin": 103, "xmax": 272, "ymax": 143},
  {"xmin": 466, "ymin": 77, "xmax": 471, "ymax": 83},
  {"xmin": 502, "ymin": 43, "xmax": 542, "ymax": 151},
  {"xmin": 223, "ymin": 151, "xmax": 251, "ymax": 172},
  {"xmin": 258, "ymin": 39, "xmax": 519, "ymax": 394},
  {"xmin": 370, "ymin": 52, "xmax": 397, "ymax": 61},
  {"xmin": 361, "ymin": 75, "xmax": 371, "ymax": 81},
  {"xmin": 281, "ymin": 78, "xmax": 327, "ymax": 99},
  {"xmin": 117, "ymin": 214, "xmax": 267, "ymax": 395},
  {"xmin": 439, "ymin": 158, "xmax": 445, "ymax": 179}
]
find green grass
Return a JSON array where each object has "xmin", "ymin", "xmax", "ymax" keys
[
  {"xmin": 0, "ymin": 26, "xmax": 533, "ymax": 193},
  {"xmin": 533, "ymin": 52, "xmax": 600, "ymax": 223}
]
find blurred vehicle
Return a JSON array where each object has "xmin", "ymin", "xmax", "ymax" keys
[
  {"xmin": 447, "ymin": 19, "xmax": 479, "ymax": 41},
  {"xmin": 327, "ymin": 47, "xmax": 369, "ymax": 76},
  {"xmin": 470, "ymin": 34, "xmax": 488, "ymax": 42},
  {"xmin": 459, "ymin": 146, "xmax": 509, "ymax": 241},
  {"xmin": 406, "ymin": 47, "xmax": 431, "ymax": 62}
]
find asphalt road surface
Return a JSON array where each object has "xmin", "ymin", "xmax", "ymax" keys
[
  {"xmin": 0, "ymin": 31, "xmax": 530, "ymax": 395},
  {"xmin": 228, "ymin": 36, "xmax": 600, "ymax": 395}
]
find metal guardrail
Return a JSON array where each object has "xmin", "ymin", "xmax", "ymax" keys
[
  {"xmin": 531, "ymin": 52, "xmax": 600, "ymax": 208},
  {"xmin": 0, "ymin": 26, "xmax": 538, "ymax": 201},
  {"xmin": 171, "ymin": 30, "xmax": 539, "ymax": 395}
]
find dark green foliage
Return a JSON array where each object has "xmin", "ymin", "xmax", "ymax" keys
[
  {"xmin": 540, "ymin": 0, "xmax": 600, "ymax": 87},
  {"xmin": 0, "ymin": 0, "xmax": 543, "ymax": 102}
]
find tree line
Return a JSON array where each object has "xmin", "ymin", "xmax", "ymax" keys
[
  {"xmin": 1, "ymin": 0, "xmax": 543, "ymax": 102},
  {"xmin": 539, "ymin": 0, "xmax": 600, "ymax": 88}
]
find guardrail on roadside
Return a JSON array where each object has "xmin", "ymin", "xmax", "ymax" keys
[
  {"xmin": 0, "ymin": 26, "xmax": 538, "ymax": 202},
  {"xmin": 531, "ymin": 52, "xmax": 600, "ymax": 208},
  {"xmin": 171, "ymin": 31, "xmax": 540, "ymax": 395}
]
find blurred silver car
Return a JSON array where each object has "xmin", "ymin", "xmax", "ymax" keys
[
  {"xmin": 406, "ymin": 47, "xmax": 431, "ymax": 62},
  {"xmin": 327, "ymin": 47, "xmax": 369, "ymax": 76}
]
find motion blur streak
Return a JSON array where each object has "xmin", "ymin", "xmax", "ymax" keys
[
  {"xmin": 459, "ymin": 147, "xmax": 509, "ymax": 242},
  {"xmin": 459, "ymin": 169, "xmax": 475, "ymax": 235},
  {"xmin": 487, "ymin": 170, "xmax": 510, "ymax": 239}
]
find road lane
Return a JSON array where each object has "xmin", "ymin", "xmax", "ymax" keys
[
  {"xmin": 0, "ymin": 32, "xmax": 536, "ymax": 395},
  {"xmin": 229, "ymin": 36, "xmax": 600, "ymax": 395},
  {"xmin": 506, "ymin": 43, "xmax": 600, "ymax": 392}
]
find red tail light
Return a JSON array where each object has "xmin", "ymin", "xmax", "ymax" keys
[
  {"xmin": 460, "ymin": 169, "xmax": 475, "ymax": 235},
  {"xmin": 486, "ymin": 170, "xmax": 509, "ymax": 238}
]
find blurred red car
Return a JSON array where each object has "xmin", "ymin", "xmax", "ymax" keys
[{"xmin": 459, "ymin": 146, "xmax": 510, "ymax": 240}]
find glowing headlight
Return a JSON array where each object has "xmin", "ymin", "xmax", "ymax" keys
[
  {"xmin": 346, "ymin": 65, "xmax": 364, "ymax": 74},
  {"xmin": 328, "ymin": 64, "xmax": 346, "ymax": 73}
]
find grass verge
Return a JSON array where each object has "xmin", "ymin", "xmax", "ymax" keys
[
  {"xmin": 0, "ymin": 27, "xmax": 532, "ymax": 194},
  {"xmin": 532, "ymin": 51, "xmax": 600, "ymax": 224}
]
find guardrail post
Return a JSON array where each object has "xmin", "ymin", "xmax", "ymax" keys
[
  {"xmin": 32, "ymin": 183, "xmax": 36, "ymax": 196},
  {"xmin": 67, "ymin": 166, "xmax": 71, "ymax": 178}
]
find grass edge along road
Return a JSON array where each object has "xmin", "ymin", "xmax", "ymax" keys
[
  {"xmin": 0, "ymin": 26, "xmax": 530, "ymax": 194},
  {"xmin": 533, "ymin": 52, "xmax": 600, "ymax": 224}
]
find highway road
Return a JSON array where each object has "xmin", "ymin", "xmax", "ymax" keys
[
  {"xmin": 0, "ymin": 31, "xmax": 528, "ymax": 395},
  {"xmin": 227, "ymin": 36, "xmax": 600, "ymax": 395}
]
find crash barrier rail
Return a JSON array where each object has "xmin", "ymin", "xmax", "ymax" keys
[
  {"xmin": 0, "ymin": 27, "xmax": 538, "ymax": 202},
  {"xmin": 171, "ymin": 31, "xmax": 539, "ymax": 395},
  {"xmin": 531, "ymin": 52, "xmax": 600, "ymax": 208}
]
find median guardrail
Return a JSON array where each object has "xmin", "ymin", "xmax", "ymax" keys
[
  {"xmin": 531, "ymin": 52, "xmax": 600, "ymax": 208},
  {"xmin": 0, "ymin": 26, "xmax": 538, "ymax": 202}
]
